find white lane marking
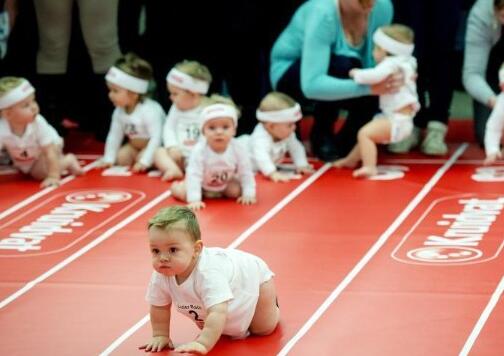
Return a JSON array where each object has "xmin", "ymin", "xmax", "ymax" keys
[
  {"xmin": 277, "ymin": 143, "xmax": 468, "ymax": 356},
  {"xmin": 99, "ymin": 163, "xmax": 332, "ymax": 356}
]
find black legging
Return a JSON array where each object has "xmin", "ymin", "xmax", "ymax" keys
[{"xmin": 276, "ymin": 54, "xmax": 378, "ymax": 156}]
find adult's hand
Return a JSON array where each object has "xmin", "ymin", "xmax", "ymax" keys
[{"xmin": 370, "ymin": 69, "xmax": 405, "ymax": 96}]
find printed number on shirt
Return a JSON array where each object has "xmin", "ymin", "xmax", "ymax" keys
[
  {"xmin": 189, "ymin": 310, "xmax": 205, "ymax": 329},
  {"xmin": 183, "ymin": 124, "xmax": 200, "ymax": 146},
  {"xmin": 124, "ymin": 124, "xmax": 138, "ymax": 136},
  {"xmin": 209, "ymin": 171, "xmax": 231, "ymax": 187}
]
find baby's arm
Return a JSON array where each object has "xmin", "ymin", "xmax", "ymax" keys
[
  {"xmin": 175, "ymin": 302, "xmax": 228, "ymax": 354},
  {"xmin": 351, "ymin": 61, "xmax": 396, "ymax": 85},
  {"xmin": 140, "ymin": 304, "xmax": 174, "ymax": 352},
  {"xmin": 236, "ymin": 142, "xmax": 257, "ymax": 204},
  {"xmin": 101, "ymin": 112, "xmax": 124, "ymax": 167},
  {"xmin": 484, "ymin": 94, "xmax": 504, "ymax": 164},
  {"xmin": 40, "ymin": 143, "xmax": 61, "ymax": 188},
  {"xmin": 287, "ymin": 134, "xmax": 314, "ymax": 174},
  {"xmin": 185, "ymin": 146, "xmax": 205, "ymax": 209}
]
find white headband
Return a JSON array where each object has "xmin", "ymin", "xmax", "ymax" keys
[
  {"xmin": 105, "ymin": 67, "xmax": 149, "ymax": 94},
  {"xmin": 201, "ymin": 103, "xmax": 238, "ymax": 129},
  {"xmin": 499, "ymin": 67, "xmax": 504, "ymax": 84},
  {"xmin": 166, "ymin": 68, "xmax": 209, "ymax": 94},
  {"xmin": 373, "ymin": 28, "xmax": 414, "ymax": 56},
  {"xmin": 0, "ymin": 79, "xmax": 35, "ymax": 109},
  {"xmin": 256, "ymin": 103, "xmax": 302, "ymax": 123}
]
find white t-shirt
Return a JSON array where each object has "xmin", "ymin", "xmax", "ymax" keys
[
  {"xmin": 353, "ymin": 55, "xmax": 420, "ymax": 115},
  {"xmin": 240, "ymin": 124, "xmax": 309, "ymax": 176},
  {"xmin": 162, "ymin": 104, "xmax": 204, "ymax": 158},
  {"xmin": 484, "ymin": 92, "xmax": 504, "ymax": 156},
  {"xmin": 103, "ymin": 98, "xmax": 165, "ymax": 167},
  {"xmin": 185, "ymin": 139, "xmax": 256, "ymax": 203},
  {"xmin": 145, "ymin": 247, "xmax": 274, "ymax": 339},
  {"xmin": 0, "ymin": 114, "xmax": 62, "ymax": 173}
]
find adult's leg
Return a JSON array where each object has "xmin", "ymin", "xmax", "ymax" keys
[
  {"xmin": 76, "ymin": 0, "xmax": 120, "ymax": 140},
  {"xmin": 34, "ymin": 0, "xmax": 72, "ymax": 74},
  {"xmin": 276, "ymin": 59, "xmax": 341, "ymax": 161},
  {"xmin": 33, "ymin": 0, "xmax": 73, "ymax": 133},
  {"xmin": 78, "ymin": 0, "xmax": 121, "ymax": 74}
]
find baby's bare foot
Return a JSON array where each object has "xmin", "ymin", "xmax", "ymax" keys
[
  {"xmin": 161, "ymin": 170, "xmax": 183, "ymax": 182},
  {"xmin": 67, "ymin": 155, "xmax": 84, "ymax": 176},
  {"xmin": 333, "ymin": 158, "xmax": 358, "ymax": 169},
  {"xmin": 352, "ymin": 166, "xmax": 377, "ymax": 178}
]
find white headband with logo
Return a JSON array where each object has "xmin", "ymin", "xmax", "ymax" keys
[
  {"xmin": 256, "ymin": 103, "xmax": 302, "ymax": 123},
  {"xmin": 201, "ymin": 103, "xmax": 238, "ymax": 129},
  {"xmin": 373, "ymin": 28, "xmax": 414, "ymax": 56},
  {"xmin": 105, "ymin": 66, "xmax": 149, "ymax": 94},
  {"xmin": 166, "ymin": 68, "xmax": 209, "ymax": 94},
  {"xmin": 499, "ymin": 67, "xmax": 504, "ymax": 84},
  {"xmin": 0, "ymin": 79, "xmax": 35, "ymax": 109}
]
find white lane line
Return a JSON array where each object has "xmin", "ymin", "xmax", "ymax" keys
[
  {"xmin": 99, "ymin": 163, "xmax": 332, "ymax": 356},
  {"xmin": 0, "ymin": 190, "xmax": 172, "ymax": 310},
  {"xmin": 459, "ymin": 276, "xmax": 504, "ymax": 356},
  {"xmin": 383, "ymin": 158, "xmax": 492, "ymax": 165},
  {"xmin": 0, "ymin": 160, "xmax": 99, "ymax": 222},
  {"xmin": 277, "ymin": 143, "xmax": 468, "ymax": 356}
]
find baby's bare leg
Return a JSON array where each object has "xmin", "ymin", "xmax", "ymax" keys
[
  {"xmin": 153, "ymin": 148, "xmax": 183, "ymax": 181},
  {"xmin": 61, "ymin": 153, "xmax": 83, "ymax": 175},
  {"xmin": 30, "ymin": 154, "xmax": 49, "ymax": 180},
  {"xmin": 223, "ymin": 178, "xmax": 241, "ymax": 199},
  {"xmin": 117, "ymin": 143, "xmax": 138, "ymax": 166},
  {"xmin": 353, "ymin": 119, "xmax": 391, "ymax": 178},
  {"xmin": 170, "ymin": 181, "xmax": 188, "ymax": 202},
  {"xmin": 249, "ymin": 279, "xmax": 280, "ymax": 336},
  {"xmin": 332, "ymin": 144, "xmax": 360, "ymax": 168}
]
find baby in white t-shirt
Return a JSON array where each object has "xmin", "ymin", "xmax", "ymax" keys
[
  {"xmin": 140, "ymin": 206, "xmax": 279, "ymax": 354},
  {"xmin": 0, "ymin": 76, "xmax": 82, "ymax": 187}
]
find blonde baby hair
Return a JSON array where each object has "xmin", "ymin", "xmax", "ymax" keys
[
  {"xmin": 115, "ymin": 52, "xmax": 153, "ymax": 81},
  {"xmin": 175, "ymin": 60, "xmax": 213, "ymax": 85},
  {"xmin": 381, "ymin": 24, "xmax": 414, "ymax": 45},
  {"xmin": 148, "ymin": 206, "xmax": 201, "ymax": 242},
  {"xmin": 259, "ymin": 91, "xmax": 297, "ymax": 112},
  {"xmin": 0, "ymin": 77, "xmax": 25, "ymax": 98}
]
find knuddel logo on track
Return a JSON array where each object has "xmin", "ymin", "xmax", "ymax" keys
[
  {"xmin": 0, "ymin": 190, "xmax": 144, "ymax": 255},
  {"xmin": 392, "ymin": 194, "xmax": 504, "ymax": 265}
]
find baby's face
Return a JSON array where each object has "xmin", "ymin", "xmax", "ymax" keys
[
  {"xmin": 3, "ymin": 94, "xmax": 39, "ymax": 125},
  {"xmin": 167, "ymin": 84, "xmax": 198, "ymax": 111},
  {"xmin": 106, "ymin": 82, "xmax": 138, "ymax": 109},
  {"xmin": 202, "ymin": 117, "xmax": 236, "ymax": 153},
  {"xmin": 265, "ymin": 122, "xmax": 296, "ymax": 141},
  {"xmin": 373, "ymin": 45, "xmax": 387, "ymax": 63},
  {"xmin": 148, "ymin": 225, "xmax": 202, "ymax": 282}
]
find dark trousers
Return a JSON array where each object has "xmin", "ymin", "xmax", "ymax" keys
[
  {"xmin": 393, "ymin": 0, "xmax": 462, "ymax": 128},
  {"xmin": 139, "ymin": 0, "xmax": 272, "ymax": 136},
  {"xmin": 472, "ymin": 28, "xmax": 504, "ymax": 146},
  {"xmin": 276, "ymin": 55, "xmax": 378, "ymax": 157}
]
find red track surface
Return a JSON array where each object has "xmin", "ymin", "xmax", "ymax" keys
[{"xmin": 0, "ymin": 123, "xmax": 502, "ymax": 355}]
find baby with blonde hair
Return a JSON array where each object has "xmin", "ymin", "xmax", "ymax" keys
[
  {"xmin": 171, "ymin": 95, "xmax": 256, "ymax": 211},
  {"xmin": 240, "ymin": 92, "xmax": 313, "ymax": 182},
  {"xmin": 100, "ymin": 53, "xmax": 165, "ymax": 172},
  {"xmin": 0, "ymin": 76, "xmax": 82, "ymax": 187},
  {"xmin": 334, "ymin": 24, "xmax": 419, "ymax": 178},
  {"xmin": 154, "ymin": 60, "xmax": 212, "ymax": 181},
  {"xmin": 140, "ymin": 206, "xmax": 279, "ymax": 353}
]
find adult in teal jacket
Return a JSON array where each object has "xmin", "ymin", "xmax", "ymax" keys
[{"xmin": 270, "ymin": 0, "xmax": 395, "ymax": 161}]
